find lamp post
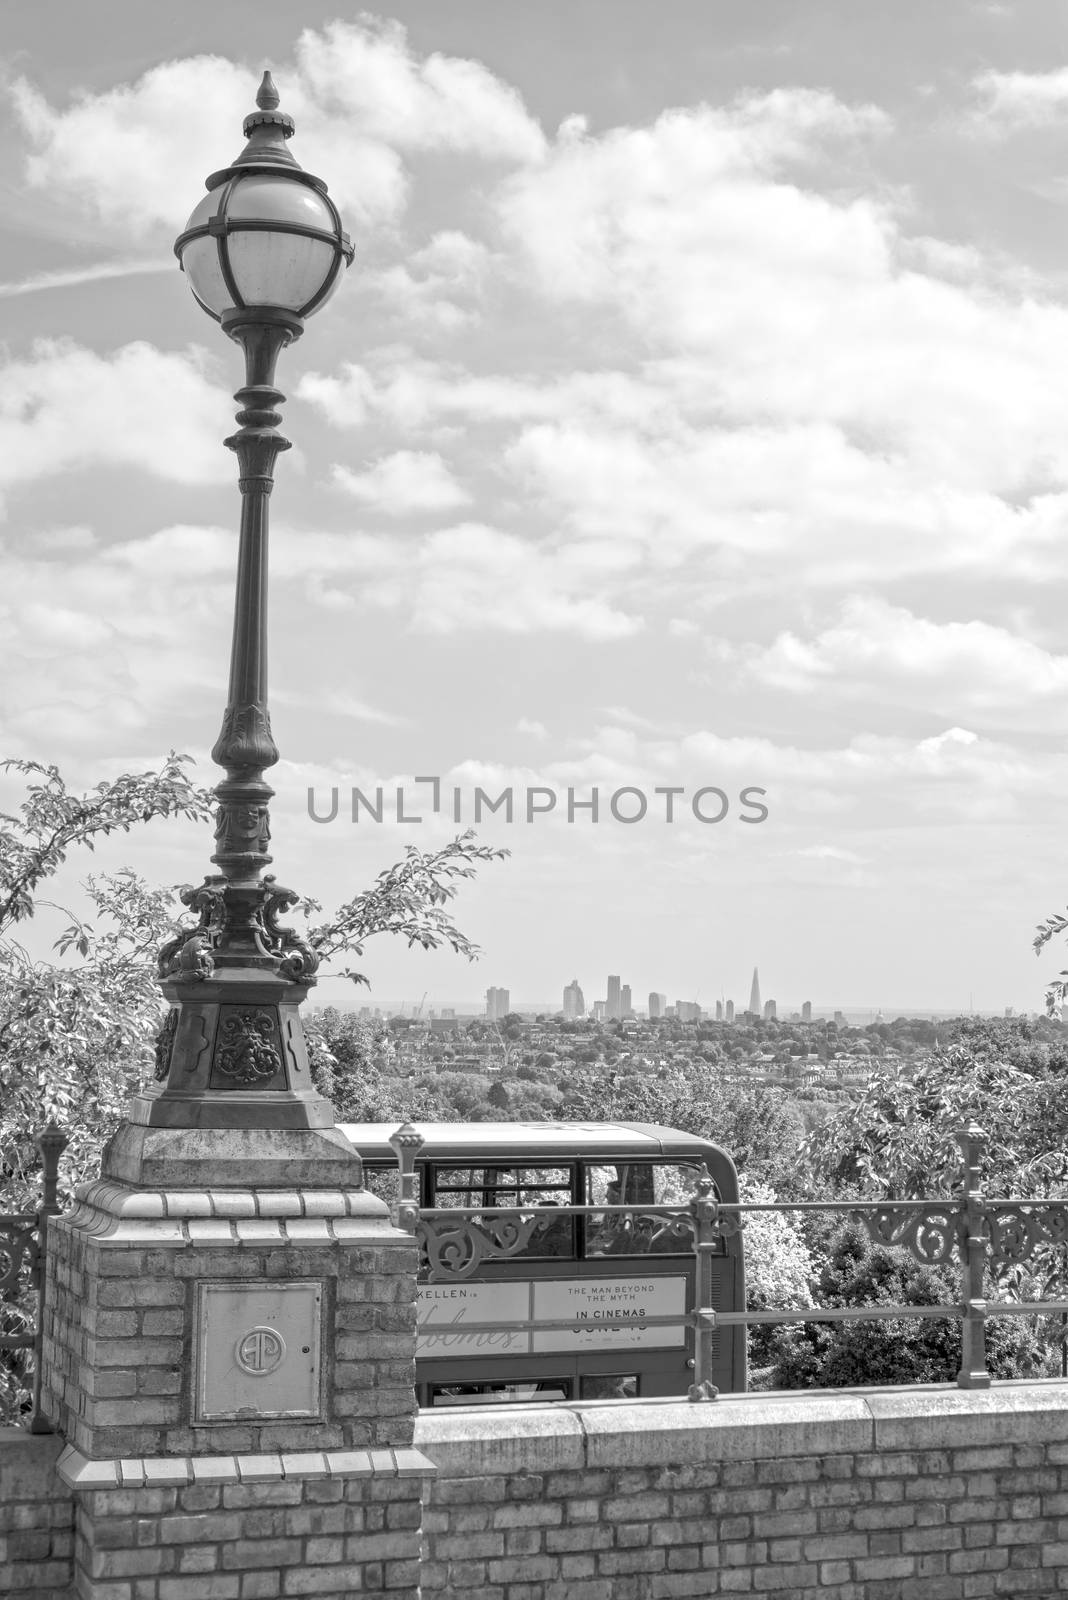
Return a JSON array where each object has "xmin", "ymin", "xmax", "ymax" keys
[
  {"xmin": 129, "ymin": 72, "xmax": 354, "ymax": 1135},
  {"xmin": 45, "ymin": 83, "xmax": 431, "ymax": 1578}
]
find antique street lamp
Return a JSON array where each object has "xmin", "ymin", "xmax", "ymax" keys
[{"xmin": 128, "ymin": 73, "xmax": 354, "ymax": 1135}]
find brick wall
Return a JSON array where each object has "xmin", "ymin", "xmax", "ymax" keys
[
  {"xmin": 13, "ymin": 1374, "xmax": 1068, "ymax": 1598},
  {"xmin": 68, "ymin": 1456, "xmax": 425, "ymax": 1600},
  {"xmin": 415, "ymin": 1380, "xmax": 1068, "ymax": 1599},
  {"xmin": 0, "ymin": 1429, "xmax": 74, "ymax": 1599}
]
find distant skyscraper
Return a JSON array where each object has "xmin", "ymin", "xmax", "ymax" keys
[
  {"xmin": 648, "ymin": 992, "xmax": 666, "ymax": 1019},
  {"xmin": 592, "ymin": 1000, "xmax": 606, "ymax": 1021},
  {"xmin": 726, "ymin": 1000, "xmax": 735, "ymax": 1023},
  {"xmin": 834, "ymin": 1010, "xmax": 844, "ymax": 1026},
  {"xmin": 715, "ymin": 1000, "xmax": 724, "ymax": 1021},
  {"xmin": 763, "ymin": 998, "xmax": 776, "ymax": 1021},
  {"xmin": 676, "ymin": 1001, "xmax": 701, "ymax": 1023},
  {"xmin": 485, "ymin": 986, "xmax": 510, "ymax": 1020},
  {"xmin": 606, "ymin": 975, "xmax": 622, "ymax": 1020},
  {"xmin": 621, "ymin": 983, "xmax": 632, "ymax": 1018},
  {"xmin": 802, "ymin": 1000, "xmax": 812, "ymax": 1023},
  {"xmin": 563, "ymin": 979, "xmax": 585, "ymax": 1019},
  {"xmin": 748, "ymin": 968, "xmax": 762, "ymax": 1017}
]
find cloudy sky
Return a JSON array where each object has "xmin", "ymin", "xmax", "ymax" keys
[{"xmin": 3, "ymin": 0, "xmax": 1068, "ymax": 1015}]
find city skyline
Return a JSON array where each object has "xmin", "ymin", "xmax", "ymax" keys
[{"xmin": 4, "ymin": 4, "xmax": 1068, "ymax": 1015}]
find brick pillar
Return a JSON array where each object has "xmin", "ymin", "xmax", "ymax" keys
[{"xmin": 41, "ymin": 1125, "xmax": 433, "ymax": 1600}]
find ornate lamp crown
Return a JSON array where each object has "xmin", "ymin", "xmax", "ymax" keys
[{"xmin": 174, "ymin": 71, "xmax": 354, "ymax": 323}]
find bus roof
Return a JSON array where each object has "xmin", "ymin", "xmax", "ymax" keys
[{"xmin": 338, "ymin": 1121, "xmax": 730, "ymax": 1164}]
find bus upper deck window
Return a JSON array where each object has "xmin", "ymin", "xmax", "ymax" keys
[
  {"xmin": 429, "ymin": 1165, "xmax": 576, "ymax": 1258},
  {"xmin": 584, "ymin": 1162, "xmax": 716, "ymax": 1257}
]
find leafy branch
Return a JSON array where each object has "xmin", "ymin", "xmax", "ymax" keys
[
  {"xmin": 0, "ymin": 753, "xmax": 214, "ymax": 936},
  {"xmin": 305, "ymin": 830, "xmax": 510, "ymax": 985}
]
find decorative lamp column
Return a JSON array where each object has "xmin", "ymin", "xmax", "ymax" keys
[
  {"xmin": 41, "ymin": 79, "xmax": 431, "ymax": 1600},
  {"xmin": 122, "ymin": 71, "xmax": 356, "ymax": 1150}
]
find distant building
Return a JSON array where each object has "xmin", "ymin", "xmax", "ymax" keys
[
  {"xmin": 563, "ymin": 979, "xmax": 585, "ymax": 1019},
  {"xmin": 763, "ymin": 999, "xmax": 776, "ymax": 1021},
  {"xmin": 676, "ymin": 1001, "xmax": 701, "ymax": 1023},
  {"xmin": 592, "ymin": 1000, "xmax": 606, "ymax": 1022},
  {"xmin": 621, "ymin": 983, "xmax": 633, "ymax": 1018},
  {"xmin": 648, "ymin": 992, "xmax": 667, "ymax": 1019},
  {"xmin": 748, "ymin": 968, "xmax": 762, "ymax": 1017},
  {"xmin": 726, "ymin": 1000, "xmax": 735, "ymax": 1023},
  {"xmin": 834, "ymin": 1010, "xmax": 844, "ymax": 1026},
  {"xmin": 606, "ymin": 975, "xmax": 622, "ymax": 1020},
  {"xmin": 802, "ymin": 1000, "xmax": 812, "ymax": 1023},
  {"xmin": 485, "ymin": 987, "xmax": 510, "ymax": 1021},
  {"xmin": 715, "ymin": 1000, "xmax": 724, "ymax": 1021}
]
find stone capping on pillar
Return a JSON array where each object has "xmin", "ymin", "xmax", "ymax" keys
[
  {"xmin": 56, "ymin": 1443, "xmax": 435, "ymax": 1490},
  {"xmin": 60, "ymin": 1178, "xmax": 388, "ymax": 1246}
]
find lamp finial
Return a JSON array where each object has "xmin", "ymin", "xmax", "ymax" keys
[{"xmin": 257, "ymin": 71, "xmax": 280, "ymax": 113}]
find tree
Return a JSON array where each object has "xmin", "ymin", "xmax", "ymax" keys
[
  {"xmin": 303, "ymin": 1006, "xmax": 396, "ymax": 1122},
  {"xmin": 765, "ymin": 1219, "xmax": 1049, "ymax": 1389},
  {"xmin": 0, "ymin": 755, "xmax": 216, "ymax": 1209},
  {"xmin": 558, "ymin": 1060, "xmax": 805, "ymax": 1193},
  {"xmin": 801, "ymin": 1018, "xmax": 1068, "ymax": 1200}
]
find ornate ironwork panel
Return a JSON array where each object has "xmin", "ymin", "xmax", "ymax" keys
[
  {"xmin": 851, "ymin": 1204, "xmax": 959, "ymax": 1267},
  {"xmin": 985, "ymin": 1203, "xmax": 1068, "ymax": 1267},
  {"xmin": 0, "ymin": 1215, "xmax": 39, "ymax": 1342}
]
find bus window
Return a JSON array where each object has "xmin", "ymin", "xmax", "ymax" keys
[
  {"xmin": 584, "ymin": 1162, "xmax": 711, "ymax": 1257},
  {"xmin": 579, "ymin": 1374, "xmax": 639, "ymax": 1400},
  {"xmin": 429, "ymin": 1165, "xmax": 575, "ymax": 1258},
  {"xmin": 428, "ymin": 1378, "xmax": 572, "ymax": 1406}
]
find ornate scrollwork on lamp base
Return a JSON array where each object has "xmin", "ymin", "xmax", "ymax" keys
[
  {"xmin": 213, "ymin": 1008, "xmax": 283, "ymax": 1086},
  {"xmin": 153, "ymin": 1010, "xmax": 179, "ymax": 1082}
]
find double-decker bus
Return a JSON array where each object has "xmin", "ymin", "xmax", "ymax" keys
[{"xmin": 340, "ymin": 1121, "xmax": 746, "ymax": 1408}]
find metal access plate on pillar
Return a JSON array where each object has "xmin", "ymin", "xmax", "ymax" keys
[{"xmin": 195, "ymin": 1280, "xmax": 323, "ymax": 1421}]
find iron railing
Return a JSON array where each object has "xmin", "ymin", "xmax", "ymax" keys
[
  {"xmin": 388, "ymin": 1121, "xmax": 1068, "ymax": 1400},
  {"xmin": 0, "ymin": 1125, "xmax": 68, "ymax": 1431}
]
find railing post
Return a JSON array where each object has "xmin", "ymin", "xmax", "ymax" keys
[
  {"xmin": 388, "ymin": 1123, "xmax": 426, "ymax": 1235},
  {"xmin": 688, "ymin": 1166, "xmax": 720, "ymax": 1402},
  {"xmin": 956, "ymin": 1122, "xmax": 991, "ymax": 1390},
  {"xmin": 30, "ymin": 1121, "xmax": 68, "ymax": 1434}
]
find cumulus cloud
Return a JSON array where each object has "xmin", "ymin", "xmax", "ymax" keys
[
  {"xmin": 742, "ymin": 597, "xmax": 1068, "ymax": 723},
  {"xmin": 0, "ymin": 342, "xmax": 227, "ymax": 508},
  {"xmin": 332, "ymin": 449, "xmax": 470, "ymax": 513},
  {"xmin": 495, "ymin": 101, "xmax": 1068, "ymax": 505},
  {"xmin": 11, "ymin": 19, "xmax": 545, "ymax": 238},
  {"xmin": 0, "ymin": 525, "xmax": 234, "ymax": 752},
  {"xmin": 968, "ymin": 67, "xmax": 1068, "ymax": 133},
  {"xmin": 358, "ymin": 522, "xmax": 643, "ymax": 639}
]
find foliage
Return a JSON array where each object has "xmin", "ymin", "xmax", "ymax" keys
[
  {"xmin": 0, "ymin": 755, "xmax": 214, "ymax": 939},
  {"xmin": 739, "ymin": 1179, "xmax": 818, "ymax": 1372},
  {"xmin": 765, "ymin": 1219, "xmax": 1051, "ymax": 1388},
  {"xmin": 559, "ymin": 1060, "xmax": 806, "ymax": 1192},
  {"xmin": 1, "ymin": 756, "xmax": 216, "ymax": 1209},
  {"xmin": 1033, "ymin": 908, "xmax": 1068, "ymax": 1015},
  {"xmin": 302, "ymin": 832, "xmax": 507, "ymax": 984},
  {"xmin": 303, "ymin": 1006, "xmax": 396, "ymax": 1122},
  {"xmin": 800, "ymin": 1018, "xmax": 1068, "ymax": 1200}
]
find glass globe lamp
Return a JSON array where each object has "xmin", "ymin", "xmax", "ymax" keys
[{"xmin": 174, "ymin": 71, "xmax": 354, "ymax": 328}]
